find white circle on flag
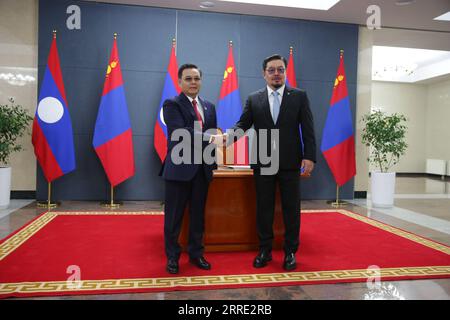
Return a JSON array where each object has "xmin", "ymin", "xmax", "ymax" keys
[
  {"xmin": 159, "ymin": 108, "xmax": 166, "ymax": 126},
  {"xmin": 37, "ymin": 97, "xmax": 64, "ymax": 124}
]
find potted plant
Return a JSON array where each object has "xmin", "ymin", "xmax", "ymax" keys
[
  {"xmin": 361, "ymin": 110, "xmax": 408, "ymax": 207},
  {"xmin": 0, "ymin": 98, "xmax": 33, "ymax": 208}
]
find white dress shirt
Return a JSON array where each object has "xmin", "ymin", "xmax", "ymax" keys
[{"xmin": 186, "ymin": 95, "xmax": 205, "ymax": 122}]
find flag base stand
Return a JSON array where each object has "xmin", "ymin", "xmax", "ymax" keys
[
  {"xmin": 326, "ymin": 199, "xmax": 348, "ymax": 208},
  {"xmin": 36, "ymin": 182, "xmax": 60, "ymax": 209},
  {"xmin": 100, "ymin": 201, "xmax": 122, "ymax": 208},
  {"xmin": 36, "ymin": 201, "xmax": 60, "ymax": 209},
  {"xmin": 327, "ymin": 185, "xmax": 349, "ymax": 208},
  {"xmin": 100, "ymin": 185, "xmax": 122, "ymax": 208}
]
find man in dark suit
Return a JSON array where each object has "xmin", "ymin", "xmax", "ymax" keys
[
  {"xmin": 223, "ymin": 54, "xmax": 316, "ymax": 271},
  {"xmin": 161, "ymin": 64, "xmax": 217, "ymax": 274}
]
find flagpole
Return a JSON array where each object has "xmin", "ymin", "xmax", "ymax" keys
[
  {"xmin": 36, "ymin": 182, "xmax": 59, "ymax": 209},
  {"xmin": 101, "ymin": 184, "xmax": 122, "ymax": 208},
  {"xmin": 327, "ymin": 184, "xmax": 348, "ymax": 207}
]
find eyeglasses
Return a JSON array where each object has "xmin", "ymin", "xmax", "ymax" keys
[
  {"xmin": 183, "ymin": 76, "xmax": 202, "ymax": 82},
  {"xmin": 266, "ymin": 67, "xmax": 285, "ymax": 75}
]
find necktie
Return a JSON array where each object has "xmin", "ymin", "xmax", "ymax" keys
[
  {"xmin": 192, "ymin": 99, "xmax": 203, "ymax": 127},
  {"xmin": 272, "ymin": 91, "xmax": 280, "ymax": 123}
]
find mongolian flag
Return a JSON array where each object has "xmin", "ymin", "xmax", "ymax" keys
[
  {"xmin": 321, "ymin": 51, "xmax": 356, "ymax": 186},
  {"xmin": 153, "ymin": 39, "xmax": 181, "ymax": 163},
  {"xmin": 93, "ymin": 35, "xmax": 135, "ymax": 187},
  {"xmin": 217, "ymin": 41, "xmax": 248, "ymax": 165},
  {"xmin": 32, "ymin": 32, "xmax": 76, "ymax": 182}
]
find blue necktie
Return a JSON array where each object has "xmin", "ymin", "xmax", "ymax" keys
[{"xmin": 272, "ymin": 91, "xmax": 280, "ymax": 123}]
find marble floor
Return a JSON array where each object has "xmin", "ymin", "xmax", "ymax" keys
[{"xmin": 1, "ymin": 176, "xmax": 449, "ymax": 300}]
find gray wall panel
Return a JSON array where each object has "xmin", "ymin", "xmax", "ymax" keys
[{"xmin": 38, "ymin": 0, "xmax": 359, "ymax": 200}]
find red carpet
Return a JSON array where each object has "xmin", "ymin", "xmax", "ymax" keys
[{"xmin": 0, "ymin": 209, "xmax": 449, "ymax": 298}]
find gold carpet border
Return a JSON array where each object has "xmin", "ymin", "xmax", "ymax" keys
[
  {"xmin": 302, "ymin": 209, "xmax": 450, "ymax": 255},
  {"xmin": 1, "ymin": 210, "xmax": 450, "ymax": 296},
  {"xmin": 0, "ymin": 211, "xmax": 163, "ymax": 261},
  {"xmin": 0, "ymin": 212, "xmax": 58, "ymax": 261},
  {"xmin": 1, "ymin": 266, "xmax": 450, "ymax": 295}
]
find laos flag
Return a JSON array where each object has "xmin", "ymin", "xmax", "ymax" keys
[
  {"xmin": 32, "ymin": 33, "xmax": 76, "ymax": 182},
  {"xmin": 321, "ymin": 52, "xmax": 356, "ymax": 186},
  {"xmin": 217, "ymin": 42, "xmax": 248, "ymax": 165},
  {"xmin": 93, "ymin": 36, "xmax": 135, "ymax": 187},
  {"xmin": 153, "ymin": 40, "xmax": 181, "ymax": 162}
]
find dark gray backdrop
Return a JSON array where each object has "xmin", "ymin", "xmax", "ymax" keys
[{"xmin": 37, "ymin": 0, "xmax": 359, "ymax": 201}]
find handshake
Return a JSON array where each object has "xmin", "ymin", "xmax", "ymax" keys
[{"xmin": 208, "ymin": 133, "xmax": 228, "ymax": 146}]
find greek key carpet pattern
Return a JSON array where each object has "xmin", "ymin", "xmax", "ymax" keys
[{"xmin": 1, "ymin": 210, "xmax": 449, "ymax": 296}]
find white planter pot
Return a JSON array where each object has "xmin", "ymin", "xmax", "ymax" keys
[
  {"xmin": 0, "ymin": 166, "xmax": 12, "ymax": 209},
  {"xmin": 371, "ymin": 171, "xmax": 396, "ymax": 208}
]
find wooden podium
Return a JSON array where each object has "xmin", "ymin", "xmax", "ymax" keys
[{"xmin": 179, "ymin": 168, "xmax": 296, "ymax": 252}]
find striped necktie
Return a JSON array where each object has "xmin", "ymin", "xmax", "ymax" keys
[{"xmin": 192, "ymin": 99, "xmax": 203, "ymax": 127}]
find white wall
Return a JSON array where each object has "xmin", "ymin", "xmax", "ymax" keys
[
  {"xmin": 355, "ymin": 27, "xmax": 372, "ymax": 191},
  {"xmin": 371, "ymin": 81, "xmax": 427, "ymax": 173},
  {"xmin": 426, "ymin": 78, "xmax": 450, "ymax": 161},
  {"xmin": 0, "ymin": 0, "xmax": 38, "ymax": 190}
]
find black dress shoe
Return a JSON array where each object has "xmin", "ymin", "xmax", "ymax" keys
[
  {"xmin": 189, "ymin": 256, "xmax": 211, "ymax": 270},
  {"xmin": 166, "ymin": 259, "xmax": 179, "ymax": 274},
  {"xmin": 283, "ymin": 253, "xmax": 296, "ymax": 271},
  {"xmin": 253, "ymin": 251, "xmax": 272, "ymax": 268}
]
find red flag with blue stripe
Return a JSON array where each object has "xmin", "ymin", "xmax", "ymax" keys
[
  {"xmin": 93, "ymin": 36, "xmax": 135, "ymax": 187},
  {"xmin": 286, "ymin": 47, "xmax": 297, "ymax": 88},
  {"xmin": 153, "ymin": 40, "xmax": 181, "ymax": 162},
  {"xmin": 286, "ymin": 46, "xmax": 306, "ymax": 171},
  {"xmin": 32, "ymin": 33, "xmax": 76, "ymax": 182},
  {"xmin": 217, "ymin": 42, "xmax": 248, "ymax": 165},
  {"xmin": 321, "ymin": 52, "xmax": 356, "ymax": 186}
]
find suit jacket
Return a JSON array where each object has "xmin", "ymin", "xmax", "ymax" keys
[
  {"xmin": 160, "ymin": 93, "xmax": 218, "ymax": 182},
  {"xmin": 233, "ymin": 86, "xmax": 316, "ymax": 171}
]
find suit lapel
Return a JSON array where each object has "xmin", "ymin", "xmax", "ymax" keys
[
  {"xmin": 276, "ymin": 86, "xmax": 292, "ymax": 126},
  {"xmin": 198, "ymin": 97, "xmax": 209, "ymax": 127},
  {"xmin": 178, "ymin": 93, "xmax": 197, "ymax": 122},
  {"xmin": 259, "ymin": 88, "xmax": 274, "ymax": 126}
]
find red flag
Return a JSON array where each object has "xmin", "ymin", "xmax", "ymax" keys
[
  {"xmin": 286, "ymin": 46, "xmax": 297, "ymax": 88},
  {"xmin": 93, "ymin": 36, "xmax": 135, "ymax": 187},
  {"xmin": 321, "ymin": 52, "xmax": 356, "ymax": 186},
  {"xmin": 217, "ymin": 42, "xmax": 248, "ymax": 165},
  {"xmin": 153, "ymin": 40, "xmax": 181, "ymax": 163},
  {"xmin": 32, "ymin": 33, "xmax": 76, "ymax": 182}
]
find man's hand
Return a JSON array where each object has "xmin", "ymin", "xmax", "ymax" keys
[
  {"xmin": 209, "ymin": 134, "xmax": 227, "ymax": 146},
  {"xmin": 301, "ymin": 159, "xmax": 314, "ymax": 175}
]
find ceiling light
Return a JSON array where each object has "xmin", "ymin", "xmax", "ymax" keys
[
  {"xmin": 218, "ymin": 0, "xmax": 340, "ymax": 11},
  {"xmin": 372, "ymin": 46, "xmax": 450, "ymax": 83},
  {"xmin": 395, "ymin": 0, "xmax": 415, "ymax": 6},
  {"xmin": 199, "ymin": 1, "xmax": 215, "ymax": 9},
  {"xmin": 434, "ymin": 11, "xmax": 450, "ymax": 21}
]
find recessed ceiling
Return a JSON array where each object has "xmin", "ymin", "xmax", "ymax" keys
[
  {"xmin": 372, "ymin": 46, "xmax": 450, "ymax": 83},
  {"xmin": 84, "ymin": 0, "xmax": 450, "ymax": 32}
]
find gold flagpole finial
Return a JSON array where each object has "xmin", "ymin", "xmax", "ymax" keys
[
  {"xmin": 172, "ymin": 38, "xmax": 176, "ymax": 47},
  {"xmin": 52, "ymin": 30, "xmax": 57, "ymax": 39},
  {"xmin": 340, "ymin": 49, "xmax": 344, "ymax": 57},
  {"xmin": 113, "ymin": 33, "xmax": 118, "ymax": 40},
  {"xmin": 229, "ymin": 40, "xmax": 233, "ymax": 47},
  {"xmin": 289, "ymin": 46, "xmax": 294, "ymax": 54}
]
